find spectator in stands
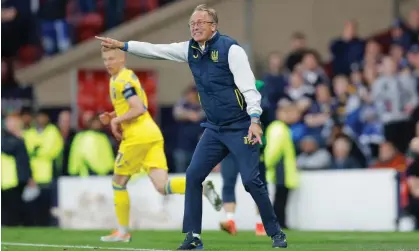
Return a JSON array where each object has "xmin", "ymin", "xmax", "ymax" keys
[
  {"xmin": 172, "ymin": 86, "xmax": 204, "ymax": 173},
  {"xmin": 1, "ymin": 113, "xmax": 37, "ymax": 226},
  {"xmin": 363, "ymin": 39, "xmax": 383, "ymax": 67},
  {"xmin": 389, "ymin": 43, "xmax": 409, "ymax": 70},
  {"xmin": 363, "ymin": 62, "xmax": 379, "ymax": 91},
  {"xmin": 405, "ymin": 9, "xmax": 419, "ymax": 46},
  {"xmin": 104, "ymin": 0, "xmax": 126, "ymax": 30},
  {"xmin": 407, "ymin": 45, "xmax": 419, "ymax": 94},
  {"xmin": 276, "ymin": 104, "xmax": 307, "ymax": 149},
  {"xmin": 20, "ymin": 108, "xmax": 33, "ymax": 130},
  {"xmin": 57, "ymin": 110, "xmax": 77, "ymax": 176},
  {"xmin": 304, "ymin": 84, "xmax": 335, "ymax": 141},
  {"xmin": 349, "ymin": 64, "xmax": 372, "ymax": 107},
  {"xmin": 331, "ymin": 136, "xmax": 362, "ymax": 169},
  {"xmin": 1, "ymin": 0, "xmax": 39, "ymax": 59},
  {"xmin": 297, "ymin": 135, "xmax": 331, "ymax": 170},
  {"xmin": 261, "ymin": 51, "xmax": 287, "ymax": 123},
  {"xmin": 406, "ymin": 137, "xmax": 419, "ymax": 230},
  {"xmin": 78, "ymin": 0, "xmax": 96, "ymax": 13},
  {"xmin": 300, "ymin": 51, "xmax": 329, "ymax": 86},
  {"xmin": 332, "ymin": 75, "xmax": 362, "ymax": 133},
  {"xmin": 349, "ymin": 63, "xmax": 367, "ymax": 97},
  {"xmin": 280, "ymin": 71, "xmax": 314, "ymax": 113},
  {"xmin": 390, "ymin": 19, "xmax": 411, "ymax": 51},
  {"xmin": 1, "ymin": 59, "xmax": 34, "ymax": 114},
  {"xmin": 371, "ymin": 56, "xmax": 418, "ymax": 153},
  {"xmin": 330, "ymin": 20, "xmax": 365, "ymax": 76},
  {"xmin": 370, "ymin": 141, "xmax": 406, "ymax": 172},
  {"xmin": 284, "ymin": 32, "xmax": 308, "ymax": 72},
  {"xmin": 38, "ymin": 0, "xmax": 71, "ymax": 56},
  {"xmin": 358, "ymin": 105, "xmax": 384, "ymax": 160},
  {"xmin": 1, "ymin": 58, "xmax": 18, "ymax": 91},
  {"xmin": 327, "ymin": 125, "xmax": 368, "ymax": 167}
]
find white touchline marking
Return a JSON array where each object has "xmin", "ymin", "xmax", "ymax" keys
[{"xmin": 1, "ymin": 242, "xmax": 172, "ymax": 251}]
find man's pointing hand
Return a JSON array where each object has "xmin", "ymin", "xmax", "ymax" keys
[{"xmin": 95, "ymin": 36, "xmax": 124, "ymax": 49}]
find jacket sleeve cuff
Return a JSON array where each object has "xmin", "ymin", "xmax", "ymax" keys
[{"xmin": 121, "ymin": 42, "xmax": 128, "ymax": 51}]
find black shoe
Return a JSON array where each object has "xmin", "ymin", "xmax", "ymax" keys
[
  {"xmin": 272, "ymin": 231, "xmax": 287, "ymax": 248},
  {"xmin": 177, "ymin": 232, "xmax": 204, "ymax": 250}
]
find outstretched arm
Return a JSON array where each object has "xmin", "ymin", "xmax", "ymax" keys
[
  {"xmin": 96, "ymin": 36, "xmax": 189, "ymax": 62},
  {"xmin": 125, "ymin": 41, "xmax": 189, "ymax": 62}
]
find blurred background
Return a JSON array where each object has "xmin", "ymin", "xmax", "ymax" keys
[{"xmin": 2, "ymin": 0, "xmax": 419, "ymax": 232}]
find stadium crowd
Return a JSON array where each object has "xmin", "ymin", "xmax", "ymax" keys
[
  {"xmin": 1, "ymin": 0, "xmax": 174, "ymax": 67},
  {"xmin": 2, "ymin": 2, "xmax": 419, "ymax": 230}
]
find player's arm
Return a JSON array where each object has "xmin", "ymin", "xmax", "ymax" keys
[
  {"xmin": 112, "ymin": 84, "xmax": 146, "ymax": 124},
  {"xmin": 228, "ymin": 45, "xmax": 262, "ymax": 121}
]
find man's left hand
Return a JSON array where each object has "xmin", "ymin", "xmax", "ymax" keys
[{"xmin": 248, "ymin": 122, "xmax": 263, "ymax": 145}]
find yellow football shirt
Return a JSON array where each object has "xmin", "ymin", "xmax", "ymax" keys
[{"xmin": 109, "ymin": 68, "xmax": 163, "ymax": 144}]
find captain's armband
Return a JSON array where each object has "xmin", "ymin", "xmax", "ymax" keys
[{"xmin": 122, "ymin": 82, "xmax": 137, "ymax": 100}]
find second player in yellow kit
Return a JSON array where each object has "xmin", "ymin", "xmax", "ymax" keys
[{"xmin": 98, "ymin": 46, "xmax": 222, "ymax": 243}]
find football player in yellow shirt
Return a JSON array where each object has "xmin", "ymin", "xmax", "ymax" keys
[{"xmin": 99, "ymin": 47, "xmax": 222, "ymax": 242}]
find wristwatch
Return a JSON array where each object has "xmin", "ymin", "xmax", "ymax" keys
[{"xmin": 251, "ymin": 117, "xmax": 261, "ymax": 125}]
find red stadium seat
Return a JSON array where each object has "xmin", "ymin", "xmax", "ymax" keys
[
  {"xmin": 125, "ymin": 0, "xmax": 142, "ymax": 21},
  {"xmin": 17, "ymin": 45, "xmax": 42, "ymax": 67},
  {"xmin": 125, "ymin": 0, "xmax": 158, "ymax": 21},
  {"xmin": 76, "ymin": 13, "xmax": 104, "ymax": 42}
]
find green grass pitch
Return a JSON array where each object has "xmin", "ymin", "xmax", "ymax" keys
[{"xmin": 1, "ymin": 228, "xmax": 419, "ymax": 251}]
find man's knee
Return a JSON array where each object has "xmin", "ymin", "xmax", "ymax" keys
[
  {"xmin": 155, "ymin": 185, "xmax": 166, "ymax": 195},
  {"xmin": 186, "ymin": 164, "xmax": 207, "ymax": 185},
  {"xmin": 242, "ymin": 176, "xmax": 265, "ymax": 193},
  {"xmin": 112, "ymin": 174, "xmax": 130, "ymax": 187},
  {"xmin": 148, "ymin": 168, "xmax": 169, "ymax": 195}
]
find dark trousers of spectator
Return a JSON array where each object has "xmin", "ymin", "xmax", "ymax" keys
[
  {"xmin": 273, "ymin": 185, "xmax": 289, "ymax": 229},
  {"xmin": 78, "ymin": 0, "xmax": 97, "ymax": 13},
  {"xmin": 1, "ymin": 13, "xmax": 39, "ymax": 58},
  {"xmin": 384, "ymin": 120, "xmax": 411, "ymax": 153},
  {"xmin": 27, "ymin": 187, "xmax": 52, "ymax": 226},
  {"xmin": 104, "ymin": 0, "xmax": 125, "ymax": 30},
  {"xmin": 1, "ymin": 183, "xmax": 33, "ymax": 226}
]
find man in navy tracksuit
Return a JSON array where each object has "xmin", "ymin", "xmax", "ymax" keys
[{"xmin": 96, "ymin": 4, "xmax": 287, "ymax": 249}]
